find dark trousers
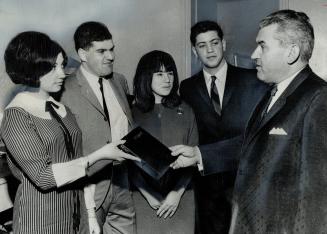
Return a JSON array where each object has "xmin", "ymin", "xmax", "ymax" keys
[{"xmin": 194, "ymin": 172, "xmax": 235, "ymax": 234}]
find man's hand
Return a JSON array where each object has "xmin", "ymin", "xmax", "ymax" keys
[{"xmin": 169, "ymin": 145, "xmax": 201, "ymax": 169}]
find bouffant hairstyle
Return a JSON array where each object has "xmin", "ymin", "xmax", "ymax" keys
[{"xmin": 4, "ymin": 31, "xmax": 67, "ymax": 87}]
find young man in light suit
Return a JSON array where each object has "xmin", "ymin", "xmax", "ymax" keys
[
  {"xmin": 171, "ymin": 21, "xmax": 267, "ymax": 234},
  {"xmin": 59, "ymin": 21, "xmax": 135, "ymax": 234}
]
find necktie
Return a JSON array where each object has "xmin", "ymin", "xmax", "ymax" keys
[
  {"xmin": 45, "ymin": 101, "xmax": 74, "ymax": 158},
  {"xmin": 210, "ymin": 76, "xmax": 221, "ymax": 116},
  {"xmin": 261, "ymin": 85, "xmax": 278, "ymax": 120},
  {"xmin": 98, "ymin": 77, "xmax": 110, "ymax": 125},
  {"xmin": 45, "ymin": 101, "xmax": 80, "ymax": 233}
]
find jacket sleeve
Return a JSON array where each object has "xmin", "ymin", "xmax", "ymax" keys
[
  {"xmin": 199, "ymin": 135, "xmax": 243, "ymax": 176},
  {"xmin": 297, "ymin": 88, "xmax": 327, "ymax": 233}
]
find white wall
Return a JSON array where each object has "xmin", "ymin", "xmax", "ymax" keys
[
  {"xmin": 0, "ymin": 0, "xmax": 191, "ymax": 110},
  {"xmin": 285, "ymin": 0, "xmax": 327, "ymax": 79}
]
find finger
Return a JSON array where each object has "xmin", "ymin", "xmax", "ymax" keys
[
  {"xmin": 121, "ymin": 152, "xmax": 141, "ymax": 162},
  {"xmin": 169, "ymin": 208, "xmax": 176, "ymax": 217},
  {"xmin": 176, "ymin": 158, "xmax": 185, "ymax": 168},
  {"xmin": 169, "ymin": 145, "xmax": 185, "ymax": 151},
  {"xmin": 157, "ymin": 204, "xmax": 168, "ymax": 217},
  {"xmin": 164, "ymin": 209, "xmax": 172, "ymax": 219},
  {"xmin": 170, "ymin": 160, "xmax": 181, "ymax": 169},
  {"xmin": 112, "ymin": 139, "xmax": 126, "ymax": 146}
]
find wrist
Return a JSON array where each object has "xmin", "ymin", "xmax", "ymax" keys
[
  {"xmin": 194, "ymin": 146, "xmax": 201, "ymax": 164},
  {"xmin": 87, "ymin": 207, "xmax": 97, "ymax": 218}
]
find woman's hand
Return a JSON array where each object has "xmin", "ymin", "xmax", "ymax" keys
[
  {"xmin": 88, "ymin": 216, "xmax": 100, "ymax": 234},
  {"xmin": 144, "ymin": 193, "xmax": 162, "ymax": 210},
  {"xmin": 89, "ymin": 140, "xmax": 141, "ymax": 164},
  {"xmin": 156, "ymin": 190, "xmax": 182, "ymax": 218}
]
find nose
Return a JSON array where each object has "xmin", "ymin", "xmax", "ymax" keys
[
  {"xmin": 251, "ymin": 46, "xmax": 260, "ymax": 60},
  {"xmin": 105, "ymin": 51, "xmax": 114, "ymax": 61},
  {"xmin": 206, "ymin": 44, "xmax": 214, "ymax": 53},
  {"xmin": 58, "ymin": 67, "xmax": 66, "ymax": 79},
  {"xmin": 162, "ymin": 73, "xmax": 171, "ymax": 82}
]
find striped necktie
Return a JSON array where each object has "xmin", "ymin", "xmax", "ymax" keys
[
  {"xmin": 261, "ymin": 85, "xmax": 278, "ymax": 120},
  {"xmin": 211, "ymin": 76, "xmax": 221, "ymax": 116}
]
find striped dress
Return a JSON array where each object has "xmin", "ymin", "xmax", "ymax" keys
[{"xmin": 0, "ymin": 106, "xmax": 83, "ymax": 234}]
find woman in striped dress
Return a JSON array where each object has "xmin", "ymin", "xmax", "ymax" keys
[{"xmin": 0, "ymin": 31, "xmax": 138, "ymax": 234}]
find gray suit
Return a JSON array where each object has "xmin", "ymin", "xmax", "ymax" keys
[{"xmin": 59, "ymin": 67, "xmax": 135, "ymax": 234}]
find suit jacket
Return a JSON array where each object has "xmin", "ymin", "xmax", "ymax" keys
[
  {"xmin": 231, "ymin": 66, "xmax": 327, "ymax": 234},
  {"xmin": 59, "ymin": 67, "xmax": 133, "ymax": 209},
  {"xmin": 180, "ymin": 64, "xmax": 268, "ymax": 175}
]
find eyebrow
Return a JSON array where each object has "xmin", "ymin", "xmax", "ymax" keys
[
  {"xmin": 196, "ymin": 38, "xmax": 220, "ymax": 46},
  {"xmin": 96, "ymin": 46, "xmax": 115, "ymax": 52}
]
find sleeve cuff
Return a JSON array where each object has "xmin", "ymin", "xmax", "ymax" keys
[
  {"xmin": 195, "ymin": 146, "xmax": 204, "ymax": 171},
  {"xmin": 52, "ymin": 157, "xmax": 87, "ymax": 187}
]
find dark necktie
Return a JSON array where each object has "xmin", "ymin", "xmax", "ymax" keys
[
  {"xmin": 210, "ymin": 76, "xmax": 221, "ymax": 116},
  {"xmin": 98, "ymin": 77, "xmax": 110, "ymax": 125},
  {"xmin": 45, "ymin": 101, "xmax": 80, "ymax": 233},
  {"xmin": 261, "ymin": 85, "xmax": 278, "ymax": 120}
]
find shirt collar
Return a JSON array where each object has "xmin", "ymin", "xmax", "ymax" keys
[
  {"xmin": 275, "ymin": 66, "xmax": 306, "ymax": 94},
  {"xmin": 203, "ymin": 60, "xmax": 228, "ymax": 85}
]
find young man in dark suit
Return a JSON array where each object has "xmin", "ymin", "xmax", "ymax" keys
[{"xmin": 171, "ymin": 21, "xmax": 267, "ymax": 234}]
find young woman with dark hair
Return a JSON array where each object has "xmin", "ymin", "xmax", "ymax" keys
[
  {"xmin": 130, "ymin": 50, "xmax": 198, "ymax": 234},
  {"xmin": 0, "ymin": 31, "xmax": 138, "ymax": 234}
]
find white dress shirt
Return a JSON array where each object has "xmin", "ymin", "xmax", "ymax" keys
[
  {"xmin": 80, "ymin": 66, "xmax": 129, "ymax": 140},
  {"xmin": 267, "ymin": 67, "xmax": 305, "ymax": 112}
]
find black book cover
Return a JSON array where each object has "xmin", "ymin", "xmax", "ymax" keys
[{"xmin": 119, "ymin": 127, "xmax": 174, "ymax": 180}]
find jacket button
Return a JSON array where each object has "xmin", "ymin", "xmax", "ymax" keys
[
  {"xmin": 104, "ymin": 117, "xmax": 107, "ymax": 121},
  {"xmin": 106, "ymin": 140, "xmax": 110, "ymax": 144}
]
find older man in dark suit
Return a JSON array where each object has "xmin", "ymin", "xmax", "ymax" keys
[
  {"xmin": 228, "ymin": 10, "xmax": 327, "ymax": 234},
  {"xmin": 59, "ymin": 22, "xmax": 135, "ymax": 234},
  {"xmin": 171, "ymin": 21, "xmax": 267, "ymax": 234}
]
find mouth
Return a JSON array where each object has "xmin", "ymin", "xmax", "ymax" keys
[
  {"xmin": 206, "ymin": 55, "xmax": 217, "ymax": 60},
  {"xmin": 104, "ymin": 61, "xmax": 114, "ymax": 65}
]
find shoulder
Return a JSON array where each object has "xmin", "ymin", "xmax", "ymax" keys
[
  {"xmin": 112, "ymin": 72, "xmax": 127, "ymax": 84},
  {"xmin": 227, "ymin": 64, "xmax": 257, "ymax": 80},
  {"xmin": 181, "ymin": 71, "xmax": 202, "ymax": 85},
  {"xmin": 180, "ymin": 71, "xmax": 202, "ymax": 93},
  {"xmin": 228, "ymin": 64, "xmax": 267, "ymax": 88}
]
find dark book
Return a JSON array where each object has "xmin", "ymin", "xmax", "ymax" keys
[{"xmin": 119, "ymin": 127, "xmax": 174, "ymax": 180}]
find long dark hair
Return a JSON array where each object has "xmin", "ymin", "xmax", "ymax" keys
[{"xmin": 133, "ymin": 50, "xmax": 181, "ymax": 112}]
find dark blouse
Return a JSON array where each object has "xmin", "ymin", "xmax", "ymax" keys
[{"xmin": 131, "ymin": 102, "xmax": 199, "ymax": 195}]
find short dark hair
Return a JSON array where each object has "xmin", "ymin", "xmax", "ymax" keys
[
  {"xmin": 259, "ymin": 10, "xmax": 314, "ymax": 62},
  {"xmin": 74, "ymin": 21, "xmax": 112, "ymax": 52},
  {"xmin": 4, "ymin": 31, "xmax": 67, "ymax": 87},
  {"xmin": 133, "ymin": 50, "xmax": 181, "ymax": 112},
  {"xmin": 190, "ymin": 20, "xmax": 224, "ymax": 46}
]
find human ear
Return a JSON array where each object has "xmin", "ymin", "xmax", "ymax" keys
[
  {"xmin": 222, "ymin": 39, "xmax": 226, "ymax": 52},
  {"xmin": 192, "ymin": 46, "xmax": 198, "ymax": 58},
  {"xmin": 77, "ymin": 48, "xmax": 87, "ymax": 62},
  {"xmin": 287, "ymin": 44, "xmax": 300, "ymax": 65}
]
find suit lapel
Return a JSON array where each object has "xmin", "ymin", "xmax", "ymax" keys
[
  {"xmin": 222, "ymin": 65, "xmax": 236, "ymax": 108},
  {"xmin": 245, "ymin": 66, "xmax": 312, "ymax": 145},
  {"xmin": 108, "ymin": 77, "xmax": 133, "ymax": 124},
  {"xmin": 76, "ymin": 68, "xmax": 105, "ymax": 117},
  {"xmin": 195, "ymin": 71, "xmax": 212, "ymax": 108}
]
